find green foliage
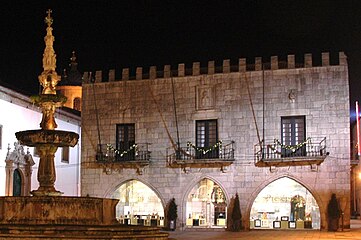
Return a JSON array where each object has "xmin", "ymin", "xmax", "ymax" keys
[
  {"xmin": 231, "ymin": 193, "xmax": 242, "ymax": 231},
  {"xmin": 327, "ymin": 193, "xmax": 340, "ymax": 219},
  {"xmin": 327, "ymin": 193, "xmax": 340, "ymax": 231},
  {"xmin": 166, "ymin": 198, "xmax": 178, "ymax": 221},
  {"xmin": 30, "ymin": 94, "xmax": 67, "ymax": 104},
  {"xmin": 165, "ymin": 198, "xmax": 177, "ymax": 230}
]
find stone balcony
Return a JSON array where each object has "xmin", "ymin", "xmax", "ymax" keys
[
  {"xmin": 95, "ymin": 143, "xmax": 150, "ymax": 175},
  {"xmin": 254, "ymin": 137, "xmax": 328, "ymax": 168},
  {"xmin": 166, "ymin": 140, "xmax": 235, "ymax": 173}
]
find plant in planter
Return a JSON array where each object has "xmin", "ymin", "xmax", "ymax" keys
[
  {"xmin": 327, "ymin": 193, "xmax": 341, "ymax": 231},
  {"xmin": 230, "ymin": 193, "xmax": 242, "ymax": 231},
  {"xmin": 165, "ymin": 198, "xmax": 178, "ymax": 231}
]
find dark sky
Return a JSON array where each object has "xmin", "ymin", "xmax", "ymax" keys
[{"xmin": 1, "ymin": 1, "xmax": 361, "ymax": 107}]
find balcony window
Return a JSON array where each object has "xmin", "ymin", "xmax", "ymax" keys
[
  {"xmin": 116, "ymin": 124, "xmax": 135, "ymax": 161},
  {"xmin": 281, "ymin": 116, "xmax": 306, "ymax": 157},
  {"xmin": 196, "ymin": 120, "xmax": 218, "ymax": 159}
]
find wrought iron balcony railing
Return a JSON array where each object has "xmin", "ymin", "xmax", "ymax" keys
[
  {"xmin": 254, "ymin": 137, "xmax": 327, "ymax": 166},
  {"xmin": 166, "ymin": 140, "xmax": 235, "ymax": 164},
  {"xmin": 96, "ymin": 143, "xmax": 151, "ymax": 163}
]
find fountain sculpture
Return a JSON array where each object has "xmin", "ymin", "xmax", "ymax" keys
[{"xmin": 0, "ymin": 10, "xmax": 168, "ymax": 239}]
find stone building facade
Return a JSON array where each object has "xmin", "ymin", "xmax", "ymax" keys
[{"xmin": 81, "ymin": 52, "xmax": 350, "ymax": 231}]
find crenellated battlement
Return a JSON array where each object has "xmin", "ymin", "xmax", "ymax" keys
[{"xmin": 83, "ymin": 52, "xmax": 347, "ymax": 83}]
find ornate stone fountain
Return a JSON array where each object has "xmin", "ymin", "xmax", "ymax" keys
[
  {"xmin": 0, "ymin": 10, "xmax": 168, "ymax": 239},
  {"xmin": 15, "ymin": 10, "xmax": 78, "ymax": 197}
]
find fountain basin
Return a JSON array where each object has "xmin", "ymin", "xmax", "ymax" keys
[
  {"xmin": 15, "ymin": 129, "xmax": 79, "ymax": 196},
  {"xmin": 0, "ymin": 196, "xmax": 117, "ymax": 225},
  {"xmin": 0, "ymin": 196, "xmax": 169, "ymax": 239},
  {"xmin": 15, "ymin": 129, "xmax": 79, "ymax": 147}
]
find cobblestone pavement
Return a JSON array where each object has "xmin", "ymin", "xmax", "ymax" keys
[{"xmin": 166, "ymin": 220, "xmax": 361, "ymax": 240}]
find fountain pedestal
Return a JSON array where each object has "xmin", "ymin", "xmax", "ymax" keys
[{"xmin": 32, "ymin": 144, "xmax": 61, "ymax": 196}]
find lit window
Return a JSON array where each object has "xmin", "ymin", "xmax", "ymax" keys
[
  {"xmin": 111, "ymin": 180, "xmax": 164, "ymax": 227},
  {"xmin": 73, "ymin": 97, "xmax": 81, "ymax": 111},
  {"xmin": 250, "ymin": 177, "xmax": 320, "ymax": 229},
  {"xmin": 186, "ymin": 178, "xmax": 227, "ymax": 227}
]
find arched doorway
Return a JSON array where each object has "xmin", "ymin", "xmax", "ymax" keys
[
  {"xmin": 250, "ymin": 177, "xmax": 320, "ymax": 230},
  {"xmin": 186, "ymin": 178, "xmax": 227, "ymax": 228},
  {"xmin": 111, "ymin": 180, "xmax": 164, "ymax": 227},
  {"xmin": 13, "ymin": 169, "xmax": 22, "ymax": 196}
]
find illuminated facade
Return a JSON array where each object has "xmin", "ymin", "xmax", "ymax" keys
[
  {"xmin": 81, "ymin": 52, "xmax": 350, "ymax": 230},
  {"xmin": 0, "ymin": 84, "xmax": 81, "ymax": 196},
  {"xmin": 351, "ymin": 102, "xmax": 361, "ymax": 218},
  {"xmin": 58, "ymin": 51, "xmax": 82, "ymax": 111}
]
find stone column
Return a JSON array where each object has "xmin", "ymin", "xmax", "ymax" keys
[
  {"xmin": 5, "ymin": 163, "xmax": 13, "ymax": 196},
  {"xmin": 32, "ymin": 144, "xmax": 61, "ymax": 196}
]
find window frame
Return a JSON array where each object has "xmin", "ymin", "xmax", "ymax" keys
[
  {"xmin": 281, "ymin": 116, "xmax": 306, "ymax": 157},
  {"xmin": 195, "ymin": 119, "xmax": 219, "ymax": 159},
  {"xmin": 61, "ymin": 146, "xmax": 70, "ymax": 163},
  {"xmin": 73, "ymin": 97, "xmax": 81, "ymax": 111},
  {"xmin": 116, "ymin": 123, "xmax": 136, "ymax": 161}
]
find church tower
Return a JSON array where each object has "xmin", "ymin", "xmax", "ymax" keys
[{"xmin": 57, "ymin": 51, "xmax": 82, "ymax": 111}]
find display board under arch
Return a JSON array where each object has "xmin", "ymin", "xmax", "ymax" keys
[
  {"xmin": 250, "ymin": 177, "xmax": 320, "ymax": 230},
  {"xmin": 186, "ymin": 178, "xmax": 227, "ymax": 228},
  {"xmin": 111, "ymin": 180, "xmax": 164, "ymax": 227}
]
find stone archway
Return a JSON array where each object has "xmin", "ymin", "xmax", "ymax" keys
[
  {"xmin": 110, "ymin": 179, "xmax": 165, "ymax": 227},
  {"xmin": 185, "ymin": 178, "xmax": 227, "ymax": 228},
  {"xmin": 12, "ymin": 169, "xmax": 22, "ymax": 196},
  {"xmin": 249, "ymin": 177, "xmax": 320, "ymax": 230}
]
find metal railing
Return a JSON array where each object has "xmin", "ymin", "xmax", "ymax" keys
[
  {"xmin": 96, "ymin": 143, "xmax": 151, "ymax": 162},
  {"xmin": 166, "ymin": 140, "xmax": 235, "ymax": 163},
  {"xmin": 254, "ymin": 137, "xmax": 327, "ymax": 163}
]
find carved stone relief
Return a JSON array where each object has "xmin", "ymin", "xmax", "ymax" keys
[{"xmin": 197, "ymin": 85, "xmax": 215, "ymax": 110}]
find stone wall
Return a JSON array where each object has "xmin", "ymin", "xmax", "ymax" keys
[{"xmin": 81, "ymin": 52, "xmax": 350, "ymax": 230}]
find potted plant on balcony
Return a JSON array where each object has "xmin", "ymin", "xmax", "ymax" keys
[
  {"xmin": 230, "ymin": 193, "xmax": 242, "ymax": 231},
  {"xmin": 166, "ymin": 198, "xmax": 178, "ymax": 231},
  {"xmin": 327, "ymin": 193, "xmax": 340, "ymax": 231}
]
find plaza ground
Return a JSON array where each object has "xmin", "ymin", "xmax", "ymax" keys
[{"xmin": 167, "ymin": 219, "xmax": 361, "ymax": 239}]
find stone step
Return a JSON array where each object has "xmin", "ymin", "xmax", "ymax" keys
[{"xmin": 0, "ymin": 224, "xmax": 169, "ymax": 239}]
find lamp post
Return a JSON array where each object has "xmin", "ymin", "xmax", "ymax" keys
[{"xmin": 340, "ymin": 197, "xmax": 347, "ymax": 231}]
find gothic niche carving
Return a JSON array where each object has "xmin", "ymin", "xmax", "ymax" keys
[
  {"xmin": 5, "ymin": 142, "xmax": 35, "ymax": 196},
  {"xmin": 197, "ymin": 85, "xmax": 215, "ymax": 110},
  {"xmin": 288, "ymin": 89, "xmax": 296, "ymax": 103}
]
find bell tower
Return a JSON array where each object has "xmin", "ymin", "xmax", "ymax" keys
[{"xmin": 58, "ymin": 51, "xmax": 83, "ymax": 111}]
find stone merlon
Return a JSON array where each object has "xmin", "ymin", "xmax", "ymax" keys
[{"xmin": 82, "ymin": 52, "xmax": 347, "ymax": 83}]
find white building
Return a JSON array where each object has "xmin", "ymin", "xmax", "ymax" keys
[{"xmin": 0, "ymin": 83, "xmax": 81, "ymax": 196}]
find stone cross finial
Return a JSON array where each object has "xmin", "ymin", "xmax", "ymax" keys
[
  {"xmin": 70, "ymin": 51, "xmax": 77, "ymax": 64},
  {"xmin": 38, "ymin": 9, "xmax": 60, "ymax": 94},
  {"xmin": 45, "ymin": 9, "xmax": 53, "ymax": 27}
]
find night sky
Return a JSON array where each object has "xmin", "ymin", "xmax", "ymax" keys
[{"xmin": 1, "ymin": 1, "xmax": 361, "ymax": 110}]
